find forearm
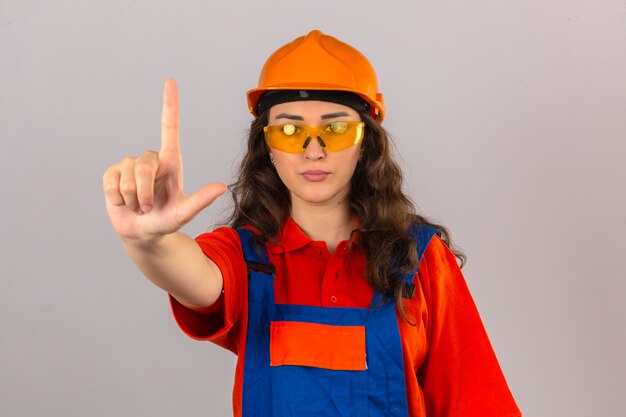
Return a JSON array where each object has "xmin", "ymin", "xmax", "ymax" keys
[{"xmin": 122, "ymin": 232, "xmax": 223, "ymax": 310}]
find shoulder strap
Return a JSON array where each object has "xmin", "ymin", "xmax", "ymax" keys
[
  {"xmin": 403, "ymin": 224, "xmax": 442, "ymax": 297},
  {"xmin": 236, "ymin": 228, "xmax": 275, "ymax": 276},
  {"xmin": 410, "ymin": 224, "xmax": 441, "ymax": 266}
]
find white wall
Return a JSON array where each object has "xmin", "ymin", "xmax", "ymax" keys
[{"xmin": 1, "ymin": 1, "xmax": 625, "ymax": 416}]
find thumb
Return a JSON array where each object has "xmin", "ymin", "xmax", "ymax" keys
[{"xmin": 176, "ymin": 182, "xmax": 228, "ymax": 225}]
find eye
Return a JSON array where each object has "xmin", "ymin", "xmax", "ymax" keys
[
  {"xmin": 281, "ymin": 124, "xmax": 299, "ymax": 136},
  {"xmin": 325, "ymin": 121, "xmax": 348, "ymax": 134}
]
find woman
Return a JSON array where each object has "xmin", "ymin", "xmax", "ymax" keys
[{"xmin": 103, "ymin": 30, "xmax": 521, "ymax": 417}]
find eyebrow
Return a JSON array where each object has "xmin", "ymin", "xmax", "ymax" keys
[
  {"xmin": 274, "ymin": 113, "xmax": 304, "ymax": 121},
  {"xmin": 320, "ymin": 112, "xmax": 351, "ymax": 120}
]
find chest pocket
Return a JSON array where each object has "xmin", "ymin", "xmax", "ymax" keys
[{"xmin": 270, "ymin": 320, "xmax": 366, "ymax": 371}]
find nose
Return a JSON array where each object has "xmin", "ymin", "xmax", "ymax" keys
[{"xmin": 303, "ymin": 136, "xmax": 326, "ymax": 160}]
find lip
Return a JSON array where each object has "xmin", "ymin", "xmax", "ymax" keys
[{"xmin": 301, "ymin": 169, "xmax": 330, "ymax": 182}]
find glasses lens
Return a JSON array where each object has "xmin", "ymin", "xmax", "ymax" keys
[
  {"xmin": 264, "ymin": 124, "xmax": 307, "ymax": 152},
  {"xmin": 320, "ymin": 122, "xmax": 364, "ymax": 151},
  {"xmin": 264, "ymin": 122, "xmax": 365, "ymax": 153}
]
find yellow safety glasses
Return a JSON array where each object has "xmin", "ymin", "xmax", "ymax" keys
[{"xmin": 263, "ymin": 121, "xmax": 365, "ymax": 153}]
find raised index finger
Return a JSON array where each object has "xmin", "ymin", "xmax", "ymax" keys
[{"xmin": 160, "ymin": 78, "xmax": 180, "ymax": 155}]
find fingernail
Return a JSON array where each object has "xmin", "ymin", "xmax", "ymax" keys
[{"xmin": 141, "ymin": 205, "xmax": 152, "ymax": 213}]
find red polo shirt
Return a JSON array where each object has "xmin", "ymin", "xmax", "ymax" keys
[{"xmin": 168, "ymin": 218, "xmax": 521, "ymax": 417}]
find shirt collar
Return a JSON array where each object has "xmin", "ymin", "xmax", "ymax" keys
[{"xmin": 267, "ymin": 216, "xmax": 359, "ymax": 255}]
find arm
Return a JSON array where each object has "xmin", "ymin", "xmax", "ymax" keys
[
  {"xmin": 418, "ymin": 236, "xmax": 522, "ymax": 417},
  {"xmin": 123, "ymin": 232, "xmax": 223, "ymax": 311},
  {"xmin": 103, "ymin": 79, "xmax": 227, "ymax": 311}
]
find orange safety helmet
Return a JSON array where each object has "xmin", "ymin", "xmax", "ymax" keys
[{"xmin": 247, "ymin": 30, "xmax": 386, "ymax": 122}]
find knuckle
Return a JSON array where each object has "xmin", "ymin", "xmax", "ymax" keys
[
  {"xmin": 121, "ymin": 156, "xmax": 136, "ymax": 166},
  {"xmin": 102, "ymin": 167, "xmax": 119, "ymax": 188},
  {"xmin": 119, "ymin": 182, "xmax": 137, "ymax": 195},
  {"xmin": 135, "ymin": 162, "xmax": 154, "ymax": 177},
  {"xmin": 102, "ymin": 165, "xmax": 117, "ymax": 179},
  {"xmin": 103, "ymin": 181, "xmax": 119, "ymax": 194}
]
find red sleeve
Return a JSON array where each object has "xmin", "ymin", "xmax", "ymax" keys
[
  {"xmin": 168, "ymin": 226, "xmax": 248, "ymax": 354},
  {"xmin": 417, "ymin": 236, "xmax": 521, "ymax": 417}
]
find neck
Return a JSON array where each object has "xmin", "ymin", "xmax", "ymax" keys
[{"xmin": 290, "ymin": 197, "xmax": 354, "ymax": 254}]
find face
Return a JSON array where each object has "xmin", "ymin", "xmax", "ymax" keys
[{"xmin": 267, "ymin": 100, "xmax": 363, "ymax": 209}]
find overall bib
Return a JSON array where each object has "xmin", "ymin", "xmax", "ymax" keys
[{"xmin": 236, "ymin": 225, "xmax": 439, "ymax": 417}]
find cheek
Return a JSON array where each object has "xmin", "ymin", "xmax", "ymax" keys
[
  {"xmin": 271, "ymin": 152, "xmax": 298, "ymax": 179},
  {"xmin": 341, "ymin": 146, "xmax": 362, "ymax": 169},
  {"xmin": 271, "ymin": 151, "xmax": 294, "ymax": 166}
]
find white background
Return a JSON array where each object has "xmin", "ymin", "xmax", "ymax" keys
[{"xmin": 1, "ymin": 1, "xmax": 625, "ymax": 416}]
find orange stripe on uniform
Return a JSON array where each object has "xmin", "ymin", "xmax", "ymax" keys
[{"xmin": 270, "ymin": 321, "xmax": 366, "ymax": 371}]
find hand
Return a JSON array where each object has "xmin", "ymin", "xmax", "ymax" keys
[{"xmin": 103, "ymin": 79, "xmax": 227, "ymax": 243}]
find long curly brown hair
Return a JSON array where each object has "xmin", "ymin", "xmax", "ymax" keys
[{"xmin": 226, "ymin": 110, "xmax": 465, "ymax": 321}]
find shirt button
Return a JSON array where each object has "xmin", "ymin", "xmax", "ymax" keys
[
  {"xmin": 330, "ymin": 295, "xmax": 338, "ymax": 304},
  {"xmin": 314, "ymin": 248, "xmax": 322, "ymax": 256}
]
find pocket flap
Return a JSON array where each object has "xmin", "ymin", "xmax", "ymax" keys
[{"xmin": 270, "ymin": 321, "xmax": 366, "ymax": 371}]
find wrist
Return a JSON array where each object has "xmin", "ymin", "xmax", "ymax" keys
[{"xmin": 121, "ymin": 232, "xmax": 172, "ymax": 253}]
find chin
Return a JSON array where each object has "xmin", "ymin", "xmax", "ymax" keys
[{"xmin": 291, "ymin": 185, "xmax": 350, "ymax": 206}]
